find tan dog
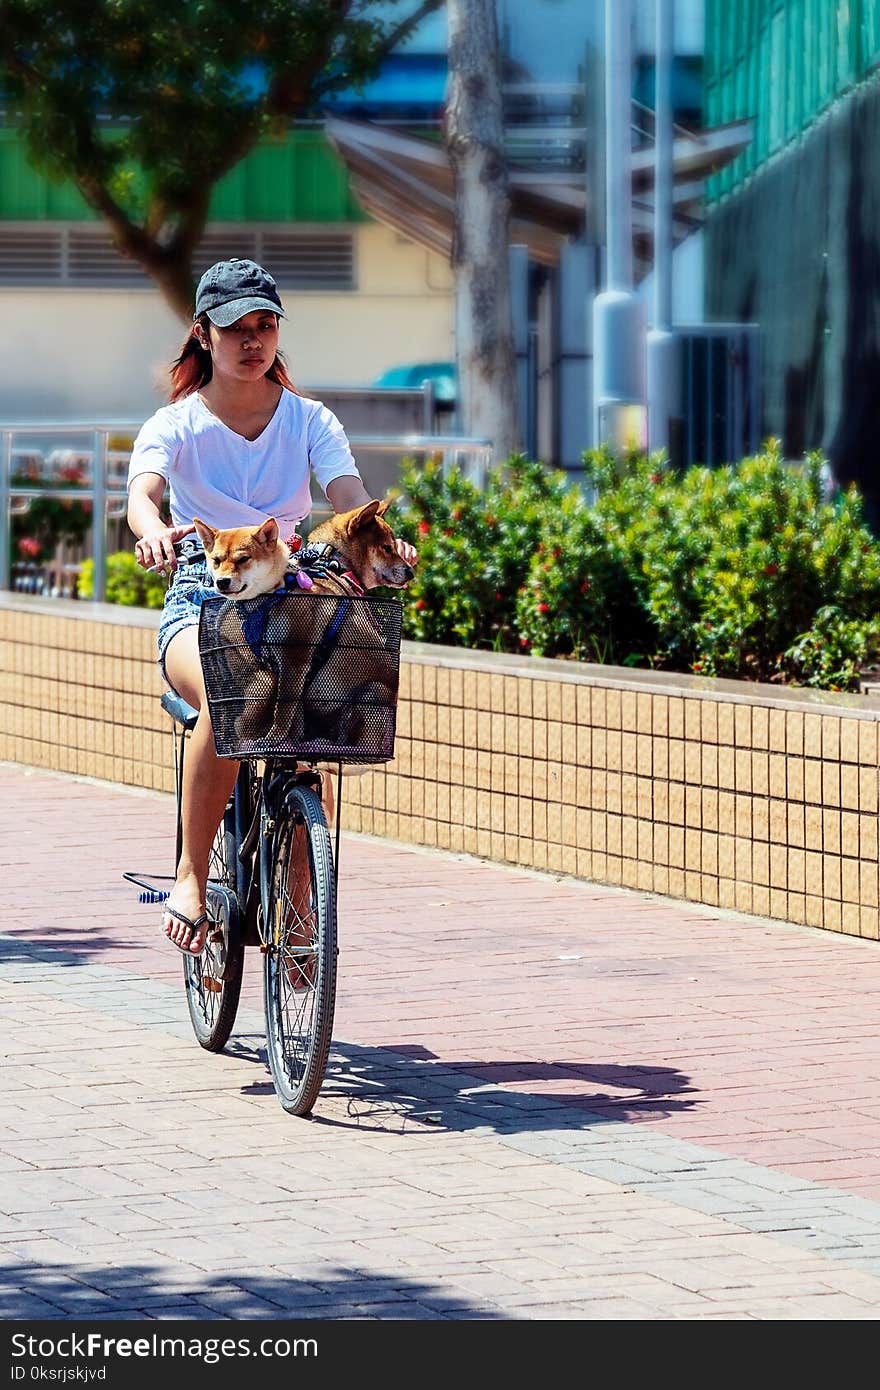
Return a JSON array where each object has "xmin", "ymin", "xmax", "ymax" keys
[
  {"xmin": 192, "ymin": 515, "xmax": 290, "ymax": 599},
  {"xmin": 195, "ymin": 502, "xmax": 411, "ymax": 756}
]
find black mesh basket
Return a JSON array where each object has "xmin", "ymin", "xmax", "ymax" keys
[{"xmin": 198, "ymin": 592, "xmax": 402, "ymax": 763}]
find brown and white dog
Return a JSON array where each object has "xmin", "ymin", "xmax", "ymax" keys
[
  {"xmin": 192, "ymin": 502, "xmax": 412, "ymax": 754},
  {"xmin": 192, "ymin": 500, "xmax": 413, "ymax": 600}
]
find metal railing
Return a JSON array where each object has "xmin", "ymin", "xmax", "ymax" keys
[{"xmin": 0, "ymin": 422, "xmax": 492, "ymax": 602}]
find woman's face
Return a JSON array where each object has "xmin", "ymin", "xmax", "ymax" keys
[{"xmin": 201, "ymin": 310, "xmax": 280, "ymax": 383}]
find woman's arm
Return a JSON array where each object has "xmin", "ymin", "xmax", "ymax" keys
[
  {"xmin": 324, "ymin": 476, "xmax": 418, "ymax": 569},
  {"xmin": 128, "ymin": 473, "xmax": 194, "ymax": 573}
]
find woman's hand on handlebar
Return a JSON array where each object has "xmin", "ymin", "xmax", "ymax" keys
[{"xmin": 134, "ymin": 523, "xmax": 195, "ymax": 575}]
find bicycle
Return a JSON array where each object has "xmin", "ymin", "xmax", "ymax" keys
[{"xmin": 126, "ymin": 586, "xmax": 402, "ymax": 1117}]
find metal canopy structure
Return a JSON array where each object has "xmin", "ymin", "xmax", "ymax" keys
[{"xmin": 325, "ymin": 114, "xmax": 752, "ymax": 275}]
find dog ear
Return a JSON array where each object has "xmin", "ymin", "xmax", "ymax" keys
[
  {"xmin": 192, "ymin": 517, "xmax": 216, "ymax": 550},
  {"xmin": 254, "ymin": 517, "xmax": 279, "ymax": 547},
  {"xmin": 346, "ymin": 500, "xmax": 382, "ymax": 533},
  {"xmin": 376, "ymin": 498, "xmax": 392, "ymax": 517}
]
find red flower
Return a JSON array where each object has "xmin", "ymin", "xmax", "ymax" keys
[
  {"xmin": 451, "ymin": 508, "xmax": 462, "ymax": 521},
  {"xmin": 650, "ymin": 472, "xmax": 662, "ymax": 484},
  {"xmin": 415, "ymin": 599, "xmax": 427, "ymax": 611},
  {"xmin": 417, "ymin": 520, "xmax": 430, "ymax": 536},
  {"xmin": 519, "ymin": 636, "xmax": 530, "ymax": 647},
  {"xmin": 537, "ymin": 602, "xmax": 550, "ymax": 614},
  {"xmin": 764, "ymin": 563, "xmax": 778, "ymax": 576},
  {"xmin": 17, "ymin": 537, "xmax": 40, "ymax": 559}
]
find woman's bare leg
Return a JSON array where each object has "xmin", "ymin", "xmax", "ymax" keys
[{"xmin": 162, "ymin": 626, "xmax": 239, "ymax": 953}]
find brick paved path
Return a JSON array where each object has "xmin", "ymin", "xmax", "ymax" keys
[{"xmin": 3, "ymin": 761, "xmax": 880, "ymax": 1319}]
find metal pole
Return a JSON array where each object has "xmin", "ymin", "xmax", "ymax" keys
[
  {"xmin": 92, "ymin": 429, "xmax": 107, "ymax": 603},
  {"xmin": 647, "ymin": 0, "xmax": 680, "ymax": 457},
  {"xmin": 592, "ymin": 0, "xmax": 646, "ymax": 450},
  {"xmin": 0, "ymin": 429, "xmax": 10, "ymax": 591},
  {"xmin": 654, "ymin": 0, "xmax": 673, "ymax": 333}
]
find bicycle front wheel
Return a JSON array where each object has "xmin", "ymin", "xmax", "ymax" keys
[{"xmin": 262, "ymin": 782, "xmax": 337, "ymax": 1116}]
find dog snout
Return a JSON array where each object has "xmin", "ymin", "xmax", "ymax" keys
[{"xmin": 215, "ymin": 576, "xmax": 232, "ymax": 593}]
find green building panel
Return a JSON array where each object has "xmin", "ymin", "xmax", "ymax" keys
[
  {"xmin": 0, "ymin": 127, "xmax": 366, "ymax": 223},
  {"xmin": 706, "ymin": 0, "xmax": 880, "ymax": 202}
]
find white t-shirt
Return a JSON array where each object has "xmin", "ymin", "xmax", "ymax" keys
[{"xmin": 127, "ymin": 389, "xmax": 362, "ymax": 533}]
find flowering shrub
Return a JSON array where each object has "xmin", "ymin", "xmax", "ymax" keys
[
  {"xmin": 11, "ymin": 453, "xmax": 92, "ymax": 564},
  {"xmin": 391, "ymin": 454, "xmax": 570, "ymax": 650},
  {"xmin": 78, "ymin": 552, "xmax": 168, "ymax": 608},
  {"xmin": 393, "ymin": 442, "xmax": 880, "ymax": 691}
]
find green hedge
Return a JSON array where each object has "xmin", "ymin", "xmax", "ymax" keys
[
  {"xmin": 85, "ymin": 443, "xmax": 880, "ymax": 693},
  {"xmin": 392, "ymin": 444, "xmax": 880, "ymax": 692}
]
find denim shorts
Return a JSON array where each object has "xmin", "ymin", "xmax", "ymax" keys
[{"xmin": 157, "ymin": 558, "xmax": 215, "ymax": 683}]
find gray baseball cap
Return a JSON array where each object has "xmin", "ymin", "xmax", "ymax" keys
[{"xmin": 194, "ymin": 257, "xmax": 285, "ymax": 327}]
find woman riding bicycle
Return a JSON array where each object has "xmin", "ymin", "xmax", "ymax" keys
[{"xmin": 127, "ymin": 257, "xmax": 417, "ymax": 957}]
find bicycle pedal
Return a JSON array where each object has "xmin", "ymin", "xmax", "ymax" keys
[{"xmin": 139, "ymin": 890, "xmax": 170, "ymax": 904}]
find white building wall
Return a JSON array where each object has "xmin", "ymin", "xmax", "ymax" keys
[{"xmin": 0, "ymin": 223, "xmax": 453, "ymax": 422}]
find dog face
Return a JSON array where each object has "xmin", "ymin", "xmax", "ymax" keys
[
  {"xmin": 309, "ymin": 500, "xmax": 414, "ymax": 590},
  {"xmin": 193, "ymin": 516, "xmax": 289, "ymax": 599}
]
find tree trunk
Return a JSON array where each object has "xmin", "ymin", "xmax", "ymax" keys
[{"xmin": 446, "ymin": 0, "xmax": 521, "ymax": 463}]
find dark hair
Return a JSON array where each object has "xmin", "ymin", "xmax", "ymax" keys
[{"xmin": 168, "ymin": 313, "xmax": 302, "ymax": 402}]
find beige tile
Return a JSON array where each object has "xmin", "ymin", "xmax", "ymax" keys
[
  {"xmin": 823, "ymin": 855, "xmax": 842, "ymax": 900},
  {"xmin": 734, "ymin": 794, "xmax": 752, "ymax": 839},
  {"xmin": 718, "ymin": 745, "xmax": 735, "ymax": 790},
  {"xmin": 668, "ymin": 825, "xmax": 684, "ymax": 868},
  {"xmin": 840, "ymin": 718, "xmax": 860, "ymax": 764},
  {"xmin": 606, "ymin": 688, "xmax": 622, "ymax": 729},
  {"xmin": 621, "ymin": 689, "xmax": 637, "ymax": 731},
  {"xmin": 668, "ymin": 740, "xmax": 684, "ymax": 783},
  {"xmin": 701, "ymin": 700, "xmax": 719, "ymax": 744},
  {"xmin": 652, "ymin": 694, "xmax": 669, "ymax": 737},
  {"xmin": 766, "ymin": 752, "xmax": 786, "ymax": 799},
  {"xmin": 653, "ymin": 822, "xmax": 669, "ymax": 864},
  {"xmin": 858, "ymin": 719, "xmax": 879, "ymax": 766},
  {"xmin": 684, "ymin": 699, "xmax": 702, "ymax": 741},
  {"xmin": 621, "ymin": 731, "xmax": 638, "ymax": 773},
  {"xmin": 769, "ymin": 799, "xmax": 787, "ymax": 844},
  {"xmin": 822, "ymin": 763, "xmax": 841, "ymax": 808},
  {"xmin": 752, "ymin": 841, "xmax": 769, "ymax": 887},
  {"xmin": 803, "ymin": 713, "xmax": 823, "ymax": 759},
  {"xmin": 769, "ymin": 844, "xmax": 787, "ymax": 889},
  {"xmin": 859, "ymin": 907, "xmax": 880, "ymax": 940},
  {"xmin": 718, "ymin": 877, "xmax": 737, "ymax": 908},
  {"xmin": 734, "ymin": 748, "xmax": 752, "ymax": 792},
  {"xmin": 668, "ymin": 697, "xmax": 684, "ymax": 739},
  {"xmin": 840, "ymin": 764, "xmax": 859, "ymax": 811},
  {"xmin": 859, "ymin": 861, "xmax": 879, "ymax": 909},
  {"xmin": 733, "ymin": 703, "xmax": 751, "ymax": 747},
  {"xmin": 821, "ymin": 716, "xmax": 841, "ymax": 761},
  {"xmin": 751, "ymin": 751, "xmax": 769, "ymax": 796},
  {"xmin": 786, "ymin": 710, "xmax": 805, "ymax": 756},
  {"xmin": 803, "ymin": 760, "xmax": 822, "ymax": 805},
  {"xmin": 822, "ymin": 809, "xmax": 841, "ymax": 855},
  {"xmin": 636, "ymin": 733, "xmax": 653, "ymax": 776},
  {"xmin": 702, "ymin": 787, "xmax": 719, "ymax": 832},
  {"xmin": 860, "ymin": 766, "xmax": 879, "ymax": 813}
]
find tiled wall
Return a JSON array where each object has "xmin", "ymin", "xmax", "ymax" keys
[{"xmin": 3, "ymin": 593, "xmax": 880, "ymax": 941}]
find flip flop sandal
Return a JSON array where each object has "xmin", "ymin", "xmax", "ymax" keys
[{"xmin": 163, "ymin": 904, "xmax": 212, "ymax": 957}]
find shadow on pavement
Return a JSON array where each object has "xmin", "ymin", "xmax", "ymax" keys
[
  {"xmin": 0, "ymin": 1255, "xmax": 502, "ymax": 1320},
  {"xmin": 231, "ymin": 1034, "xmax": 698, "ymax": 1134}
]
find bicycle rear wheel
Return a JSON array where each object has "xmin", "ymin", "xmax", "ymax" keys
[
  {"xmin": 183, "ymin": 783, "xmax": 245, "ymax": 1052},
  {"xmin": 262, "ymin": 781, "xmax": 337, "ymax": 1116}
]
